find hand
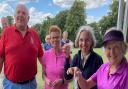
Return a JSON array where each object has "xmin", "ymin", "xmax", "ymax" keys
[
  {"xmin": 74, "ymin": 71, "xmax": 82, "ymax": 80},
  {"xmin": 67, "ymin": 67, "xmax": 74, "ymax": 75},
  {"xmin": 62, "ymin": 43, "xmax": 71, "ymax": 57},
  {"xmin": 52, "ymin": 79, "xmax": 63, "ymax": 88},
  {"xmin": 67, "ymin": 67, "xmax": 80, "ymax": 75},
  {"xmin": 45, "ymin": 77, "xmax": 53, "ymax": 87}
]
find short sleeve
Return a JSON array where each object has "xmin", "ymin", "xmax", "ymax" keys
[
  {"xmin": 38, "ymin": 38, "xmax": 44, "ymax": 57},
  {"xmin": 91, "ymin": 64, "xmax": 103, "ymax": 83},
  {"xmin": 31, "ymin": 30, "xmax": 43, "ymax": 58},
  {"xmin": 35, "ymin": 31, "xmax": 43, "ymax": 58},
  {"xmin": 0, "ymin": 31, "xmax": 6, "ymax": 59},
  {"xmin": 91, "ymin": 73, "xmax": 97, "ymax": 83}
]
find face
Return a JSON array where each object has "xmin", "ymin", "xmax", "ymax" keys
[
  {"xmin": 104, "ymin": 41, "xmax": 123, "ymax": 63},
  {"xmin": 1, "ymin": 18, "xmax": 8, "ymax": 28},
  {"xmin": 63, "ymin": 32, "xmax": 68, "ymax": 39},
  {"xmin": 46, "ymin": 36, "xmax": 51, "ymax": 43},
  {"xmin": 78, "ymin": 31, "xmax": 92, "ymax": 54},
  {"xmin": 14, "ymin": 5, "xmax": 29, "ymax": 29},
  {"xmin": 50, "ymin": 31, "xmax": 61, "ymax": 48}
]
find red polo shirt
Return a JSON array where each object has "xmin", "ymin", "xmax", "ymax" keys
[{"xmin": 0, "ymin": 25, "xmax": 43, "ymax": 82}]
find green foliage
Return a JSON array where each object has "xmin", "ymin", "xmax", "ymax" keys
[
  {"xmin": 54, "ymin": 10, "xmax": 69, "ymax": 32},
  {"xmin": 89, "ymin": 22, "xmax": 102, "ymax": 47},
  {"xmin": 38, "ymin": 17, "xmax": 56, "ymax": 42},
  {"xmin": 98, "ymin": 0, "xmax": 119, "ymax": 36},
  {"xmin": 42, "ymin": 17, "xmax": 55, "ymax": 34},
  {"xmin": 32, "ymin": 23, "xmax": 46, "ymax": 42},
  {"xmin": 35, "ymin": 1, "xmax": 86, "ymax": 42},
  {"xmin": 88, "ymin": 0, "xmax": 120, "ymax": 47},
  {"xmin": 33, "ymin": 23, "xmax": 42, "ymax": 32},
  {"xmin": 32, "ymin": 0, "xmax": 122, "ymax": 46},
  {"xmin": 38, "ymin": 28, "xmax": 46, "ymax": 43},
  {"xmin": 7, "ymin": 16, "xmax": 14, "ymax": 25},
  {"xmin": 64, "ymin": 0, "xmax": 86, "ymax": 41}
]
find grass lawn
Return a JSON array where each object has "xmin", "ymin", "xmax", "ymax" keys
[{"xmin": 36, "ymin": 48, "xmax": 128, "ymax": 89}]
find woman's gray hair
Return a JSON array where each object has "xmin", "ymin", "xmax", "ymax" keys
[{"xmin": 75, "ymin": 25, "xmax": 96, "ymax": 48}]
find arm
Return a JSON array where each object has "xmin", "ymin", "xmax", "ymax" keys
[
  {"xmin": 75, "ymin": 71, "xmax": 96, "ymax": 89},
  {"xmin": 42, "ymin": 66, "xmax": 53, "ymax": 87},
  {"xmin": 41, "ymin": 56, "xmax": 53, "ymax": 87},
  {"xmin": 0, "ymin": 57, "xmax": 4, "ymax": 74},
  {"xmin": 64, "ymin": 56, "xmax": 73, "ymax": 80},
  {"xmin": 38, "ymin": 56, "xmax": 42, "ymax": 64},
  {"xmin": 96, "ymin": 56, "xmax": 103, "ymax": 69},
  {"xmin": 78, "ymin": 77, "xmax": 96, "ymax": 89},
  {"xmin": 63, "ymin": 44, "xmax": 73, "ymax": 80},
  {"xmin": 0, "ymin": 31, "xmax": 6, "ymax": 74}
]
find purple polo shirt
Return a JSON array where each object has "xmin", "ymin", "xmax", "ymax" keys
[{"xmin": 91, "ymin": 59, "xmax": 128, "ymax": 89}]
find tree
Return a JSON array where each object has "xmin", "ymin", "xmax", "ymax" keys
[
  {"xmin": 33, "ymin": 23, "xmax": 42, "ymax": 32},
  {"xmin": 64, "ymin": 0, "xmax": 86, "ymax": 41},
  {"xmin": 42, "ymin": 16, "xmax": 55, "ymax": 34},
  {"xmin": 89, "ymin": 22, "xmax": 102, "ymax": 47},
  {"xmin": 54, "ymin": 10, "xmax": 69, "ymax": 32},
  {"xmin": 38, "ymin": 28, "xmax": 46, "ymax": 43},
  {"xmin": 7, "ymin": 16, "xmax": 14, "ymax": 26},
  {"xmin": 98, "ymin": 0, "xmax": 119, "ymax": 36},
  {"xmin": 36, "ymin": 16, "xmax": 56, "ymax": 42},
  {"xmin": 33, "ymin": 23, "xmax": 46, "ymax": 42}
]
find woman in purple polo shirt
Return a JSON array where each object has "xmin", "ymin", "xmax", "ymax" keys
[{"xmin": 68, "ymin": 27, "xmax": 128, "ymax": 89}]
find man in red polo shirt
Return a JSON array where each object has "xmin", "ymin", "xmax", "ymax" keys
[{"xmin": 0, "ymin": 4, "xmax": 43, "ymax": 89}]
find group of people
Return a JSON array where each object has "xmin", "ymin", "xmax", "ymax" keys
[
  {"xmin": 43, "ymin": 30, "xmax": 72, "ymax": 51},
  {"xmin": 0, "ymin": 3, "xmax": 128, "ymax": 89}
]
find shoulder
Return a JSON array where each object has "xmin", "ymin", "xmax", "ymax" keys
[
  {"xmin": 29, "ymin": 28, "xmax": 38, "ymax": 35},
  {"xmin": 43, "ymin": 43, "xmax": 47, "ymax": 46},
  {"xmin": 29, "ymin": 28, "xmax": 41, "ymax": 41},
  {"xmin": 72, "ymin": 50, "xmax": 81, "ymax": 63},
  {"xmin": 44, "ymin": 48, "xmax": 53, "ymax": 55},
  {"xmin": 99, "ymin": 63, "xmax": 109, "ymax": 71},
  {"xmin": 1, "ymin": 25, "xmax": 14, "ymax": 38},
  {"xmin": 3, "ymin": 25, "xmax": 14, "ymax": 32},
  {"xmin": 91, "ymin": 51, "xmax": 102, "ymax": 58},
  {"xmin": 73, "ymin": 50, "xmax": 81, "ymax": 59},
  {"xmin": 91, "ymin": 51, "xmax": 103, "ymax": 61}
]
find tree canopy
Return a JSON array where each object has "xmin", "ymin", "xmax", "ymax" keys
[{"xmin": 64, "ymin": 0, "xmax": 86, "ymax": 41}]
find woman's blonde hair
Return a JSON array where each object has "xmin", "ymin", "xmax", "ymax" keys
[{"xmin": 49, "ymin": 25, "xmax": 61, "ymax": 35}]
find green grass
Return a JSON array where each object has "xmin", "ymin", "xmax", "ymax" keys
[{"xmin": 36, "ymin": 48, "xmax": 128, "ymax": 89}]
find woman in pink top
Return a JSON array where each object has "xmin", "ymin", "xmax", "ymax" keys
[
  {"xmin": 42, "ymin": 25, "xmax": 71, "ymax": 89},
  {"xmin": 67, "ymin": 27, "xmax": 128, "ymax": 89}
]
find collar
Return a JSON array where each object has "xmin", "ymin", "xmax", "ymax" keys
[
  {"xmin": 12, "ymin": 24, "xmax": 30, "ymax": 33},
  {"xmin": 116, "ymin": 58, "xmax": 128, "ymax": 74},
  {"xmin": 51, "ymin": 48, "xmax": 64, "ymax": 56},
  {"xmin": 107, "ymin": 58, "xmax": 128, "ymax": 75},
  {"xmin": 81, "ymin": 52, "xmax": 90, "ymax": 61}
]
